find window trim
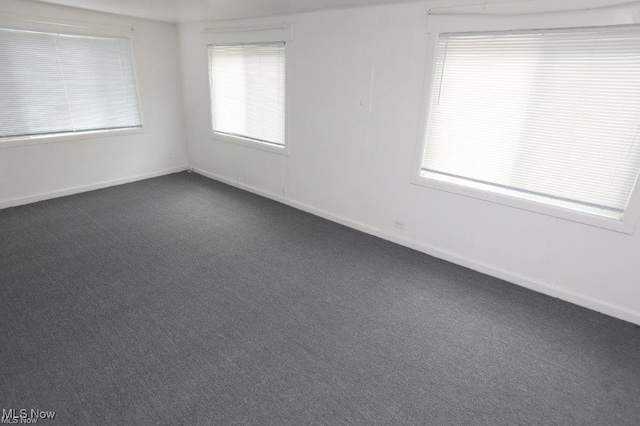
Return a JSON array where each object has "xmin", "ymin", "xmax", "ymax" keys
[
  {"xmin": 0, "ymin": 127, "xmax": 144, "ymax": 150},
  {"xmin": 202, "ymin": 24, "xmax": 293, "ymax": 156},
  {"xmin": 210, "ymin": 129, "xmax": 289, "ymax": 156},
  {"xmin": 0, "ymin": 16, "xmax": 146, "ymax": 146},
  {"xmin": 207, "ymin": 41, "xmax": 289, "ymax": 155},
  {"xmin": 413, "ymin": 15, "xmax": 640, "ymax": 235}
]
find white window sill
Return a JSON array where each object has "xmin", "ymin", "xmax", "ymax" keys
[
  {"xmin": 211, "ymin": 132, "xmax": 288, "ymax": 156},
  {"xmin": 411, "ymin": 170, "xmax": 640, "ymax": 235},
  {"xmin": 0, "ymin": 127, "xmax": 144, "ymax": 149}
]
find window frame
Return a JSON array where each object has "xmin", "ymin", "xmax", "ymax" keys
[
  {"xmin": 202, "ymin": 25, "xmax": 292, "ymax": 156},
  {"xmin": 0, "ymin": 16, "xmax": 146, "ymax": 148},
  {"xmin": 412, "ymin": 10, "xmax": 640, "ymax": 235}
]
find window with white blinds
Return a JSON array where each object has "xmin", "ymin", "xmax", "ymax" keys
[
  {"xmin": 422, "ymin": 26, "xmax": 640, "ymax": 219},
  {"xmin": 0, "ymin": 28, "xmax": 142, "ymax": 139},
  {"xmin": 208, "ymin": 42, "xmax": 286, "ymax": 146}
]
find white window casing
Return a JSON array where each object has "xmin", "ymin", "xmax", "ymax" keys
[
  {"xmin": 202, "ymin": 23, "xmax": 292, "ymax": 155},
  {"xmin": 414, "ymin": 5, "xmax": 640, "ymax": 234},
  {"xmin": 208, "ymin": 42, "xmax": 286, "ymax": 147},
  {"xmin": 0, "ymin": 19, "xmax": 143, "ymax": 147}
]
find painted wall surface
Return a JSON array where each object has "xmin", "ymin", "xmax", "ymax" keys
[
  {"xmin": 179, "ymin": 1, "xmax": 640, "ymax": 324},
  {"xmin": 0, "ymin": 0, "xmax": 188, "ymax": 206}
]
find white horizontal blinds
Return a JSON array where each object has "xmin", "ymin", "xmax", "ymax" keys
[
  {"xmin": 424, "ymin": 27, "xmax": 640, "ymax": 214},
  {"xmin": 0, "ymin": 28, "xmax": 141, "ymax": 138},
  {"xmin": 209, "ymin": 43, "xmax": 286, "ymax": 145}
]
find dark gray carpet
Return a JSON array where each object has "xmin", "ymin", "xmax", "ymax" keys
[{"xmin": 1, "ymin": 172, "xmax": 640, "ymax": 425}]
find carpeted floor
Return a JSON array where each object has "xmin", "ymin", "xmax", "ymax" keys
[{"xmin": 1, "ymin": 172, "xmax": 640, "ymax": 425}]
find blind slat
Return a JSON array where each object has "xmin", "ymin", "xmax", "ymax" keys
[
  {"xmin": 0, "ymin": 28, "xmax": 142, "ymax": 138},
  {"xmin": 423, "ymin": 27, "xmax": 640, "ymax": 215}
]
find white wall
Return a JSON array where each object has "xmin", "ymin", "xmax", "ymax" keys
[
  {"xmin": 179, "ymin": 1, "xmax": 640, "ymax": 325},
  {"xmin": 0, "ymin": 0, "xmax": 188, "ymax": 207}
]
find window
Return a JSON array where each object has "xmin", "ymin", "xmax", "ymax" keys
[
  {"xmin": 0, "ymin": 28, "xmax": 142, "ymax": 139},
  {"xmin": 419, "ymin": 26, "xmax": 640, "ymax": 221},
  {"xmin": 208, "ymin": 42, "xmax": 286, "ymax": 147}
]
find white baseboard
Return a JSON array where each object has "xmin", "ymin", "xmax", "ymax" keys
[
  {"xmin": 0, "ymin": 165, "xmax": 188, "ymax": 210},
  {"xmin": 193, "ymin": 166, "xmax": 640, "ymax": 326}
]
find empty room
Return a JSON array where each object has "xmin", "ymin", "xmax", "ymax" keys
[{"xmin": 1, "ymin": 0, "xmax": 640, "ymax": 424}]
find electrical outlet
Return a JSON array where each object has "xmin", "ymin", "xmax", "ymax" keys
[{"xmin": 393, "ymin": 220, "xmax": 405, "ymax": 230}]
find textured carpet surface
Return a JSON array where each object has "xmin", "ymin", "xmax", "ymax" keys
[{"xmin": 1, "ymin": 172, "xmax": 640, "ymax": 425}]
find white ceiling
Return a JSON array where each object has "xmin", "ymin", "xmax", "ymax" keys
[{"xmin": 34, "ymin": 0, "xmax": 420, "ymax": 23}]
